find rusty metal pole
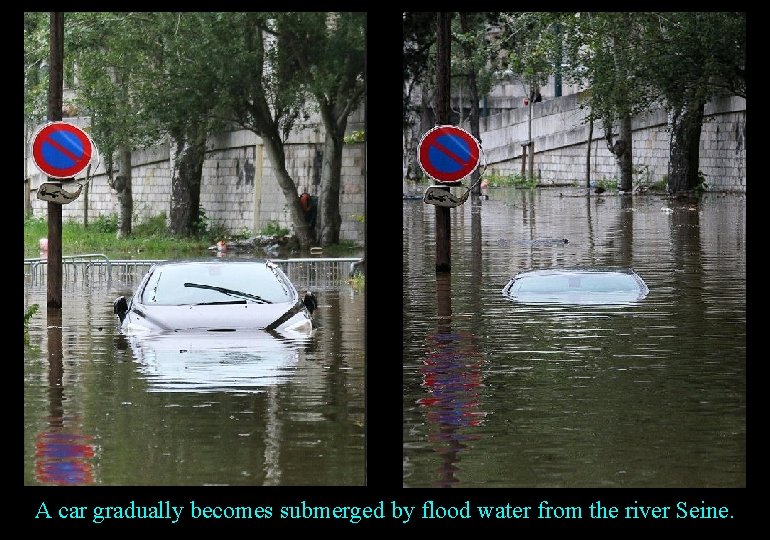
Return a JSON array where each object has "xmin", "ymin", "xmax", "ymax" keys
[
  {"xmin": 435, "ymin": 12, "xmax": 452, "ymax": 273},
  {"xmin": 46, "ymin": 12, "xmax": 64, "ymax": 310}
]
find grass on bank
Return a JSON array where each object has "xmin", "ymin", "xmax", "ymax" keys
[
  {"xmin": 24, "ymin": 214, "xmax": 212, "ymax": 259},
  {"xmin": 24, "ymin": 212, "xmax": 362, "ymax": 260}
]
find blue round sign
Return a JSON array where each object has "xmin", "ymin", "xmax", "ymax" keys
[
  {"xmin": 418, "ymin": 125, "xmax": 481, "ymax": 183},
  {"xmin": 32, "ymin": 122, "xmax": 94, "ymax": 179}
]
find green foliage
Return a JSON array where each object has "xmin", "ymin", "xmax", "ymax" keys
[
  {"xmin": 695, "ymin": 171, "xmax": 709, "ymax": 193},
  {"xmin": 23, "ymin": 12, "xmax": 50, "ymax": 119},
  {"xmin": 132, "ymin": 213, "xmax": 170, "ymax": 237},
  {"xmin": 323, "ymin": 240, "xmax": 360, "ymax": 256},
  {"xmin": 90, "ymin": 214, "xmax": 119, "ymax": 234},
  {"xmin": 23, "ymin": 216, "xmax": 47, "ymax": 242},
  {"xmin": 207, "ymin": 221, "xmax": 233, "ymax": 243},
  {"xmin": 596, "ymin": 178, "xmax": 618, "ymax": 191},
  {"xmin": 349, "ymin": 272, "xmax": 364, "ymax": 292},
  {"xmin": 404, "ymin": 12, "xmax": 505, "ymax": 126},
  {"xmin": 652, "ymin": 176, "xmax": 668, "ymax": 191},
  {"xmin": 27, "ymin": 12, "xmax": 365, "ymax": 250},
  {"xmin": 24, "ymin": 213, "xmax": 211, "ymax": 259},
  {"xmin": 351, "ymin": 213, "xmax": 365, "ymax": 223},
  {"xmin": 260, "ymin": 221, "xmax": 290, "ymax": 237},
  {"xmin": 344, "ymin": 130, "xmax": 365, "ymax": 144},
  {"xmin": 502, "ymin": 13, "xmax": 561, "ymax": 93},
  {"xmin": 632, "ymin": 165, "xmax": 653, "ymax": 190},
  {"xmin": 24, "ymin": 304, "xmax": 39, "ymax": 347},
  {"xmin": 191, "ymin": 206, "xmax": 214, "ymax": 238},
  {"xmin": 483, "ymin": 172, "xmax": 537, "ymax": 188}
]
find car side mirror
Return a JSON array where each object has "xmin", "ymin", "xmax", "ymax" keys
[{"xmin": 113, "ymin": 296, "xmax": 129, "ymax": 322}]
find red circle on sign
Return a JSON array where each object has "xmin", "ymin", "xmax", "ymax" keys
[
  {"xmin": 32, "ymin": 122, "xmax": 94, "ymax": 179},
  {"xmin": 418, "ymin": 125, "xmax": 481, "ymax": 183}
]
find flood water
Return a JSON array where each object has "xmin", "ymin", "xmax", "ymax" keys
[
  {"xmin": 402, "ymin": 187, "xmax": 746, "ymax": 488},
  {"xmin": 23, "ymin": 263, "xmax": 365, "ymax": 486}
]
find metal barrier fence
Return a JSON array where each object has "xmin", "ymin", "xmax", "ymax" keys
[
  {"xmin": 271, "ymin": 258, "xmax": 362, "ymax": 290},
  {"xmin": 24, "ymin": 254, "xmax": 363, "ymax": 289}
]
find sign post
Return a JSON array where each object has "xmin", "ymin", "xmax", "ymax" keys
[
  {"xmin": 434, "ymin": 12, "xmax": 452, "ymax": 273},
  {"xmin": 45, "ymin": 12, "xmax": 65, "ymax": 310}
]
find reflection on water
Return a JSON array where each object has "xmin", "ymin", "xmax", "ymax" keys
[
  {"xmin": 124, "ymin": 331, "xmax": 307, "ymax": 393},
  {"xmin": 417, "ymin": 273, "xmax": 486, "ymax": 488},
  {"xmin": 35, "ymin": 430, "xmax": 96, "ymax": 485},
  {"xmin": 33, "ymin": 310, "xmax": 97, "ymax": 486},
  {"xmin": 403, "ymin": 188, "xmax": 746, "ymax": 488},
  {"xmin": 24, "ymin": 278, "xmax": 365, "ymax": 486}
]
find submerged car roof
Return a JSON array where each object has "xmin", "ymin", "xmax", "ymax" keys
[{"xmin": 502, "ymin": 267, "xmax": 649, "ymax": 304}]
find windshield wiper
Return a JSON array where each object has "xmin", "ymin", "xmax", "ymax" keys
[{"xmin": 183, "ymin": 283, "xmax": 272, "ymax": 304}]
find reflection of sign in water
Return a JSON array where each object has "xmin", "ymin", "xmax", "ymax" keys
[
  {"xmin": 35, "ymin": 431, "xmax": 96, "ymax": 485},
  {"xmin": 420, "ymin": 332, "xmax": 484, "ymax": 427},
  {"xmin": 419, "ymin": 331, "xmax": 485, "ymax": 487}
]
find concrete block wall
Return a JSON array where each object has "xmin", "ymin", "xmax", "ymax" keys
[{"xmin": 475, "ymin": 93, "xmax": 746, "ymax": 191}]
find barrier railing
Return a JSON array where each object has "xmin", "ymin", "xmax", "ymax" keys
[{"xmin": 24, "ymin": 255, "xmax": 363, "ymax": 289}]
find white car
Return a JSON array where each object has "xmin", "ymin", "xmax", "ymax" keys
[
  {"xmin": 113, "ymin": 259, "xmax": 316, "ymax": 338},
  {"xmin": 502, "ymin": 268, "xmax": 649, "ymax": 305}
]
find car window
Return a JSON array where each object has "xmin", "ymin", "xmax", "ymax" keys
[
  {"xmin": 512, "ymin": 273, "xmax": 640, "ymax": 293},
  {"xmin": 140, "ymin": 263, "xmax": 293, "ymax": 305}
]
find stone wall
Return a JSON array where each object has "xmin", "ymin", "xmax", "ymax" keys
[
  {"xmin": 472, "ymin": 93, "xmax": 746, "ymax": 192},
  {"xmin": 25, "ymin": 110, "xmax": 366, "ymax": 244}
]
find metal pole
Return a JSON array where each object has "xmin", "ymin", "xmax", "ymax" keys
[
  {"xmin": 527, "ymin": 94, "xmax": 534, "ymax": 180},
  {"xmin": 46, "ymin": 12, "xmax": 64, "ymax": 310},
  {"xmin": 435, "ymin": 12, "xmax": 452, "ymax": 273}
]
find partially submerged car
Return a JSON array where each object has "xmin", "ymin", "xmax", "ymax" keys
[
  {"xmin": 113, "ymin": 259, "xmax": 316, "ymax": 337},
  {"xmin": 502, "ymin": 268, "xmax": 649, "ymax": 305}
]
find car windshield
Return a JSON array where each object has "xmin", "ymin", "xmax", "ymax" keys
[
  {"xmin": 510, "ymin": 272, "xmax": 642, "ymax": 294},
  {"xmin": 140, "ymin": 263, "xmax": 293, "ymax": 306}
]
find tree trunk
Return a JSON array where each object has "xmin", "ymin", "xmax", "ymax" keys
[
  {"xmin": 607, "ymin": 21, "xmax": 634, "ymax": 192},
  {"xmin": 318, "ymin": 118, "xmax": 344, "ymax": 247},
  {"xmin": 403, "ymin": 102, "xmax": 422, "ymax": 181},
  {"xmin": 169, "ymin": 129, "xmax": 205, "ymax": 237},
  {"xmin": 604, "ymin": 112, "xmax": 633, "ymax": 191},
  {"xmin": 618, "ymin": 114, "xmax": 633, "ymax": 191},
  {"xmin": 114, "ymin": 147, "xmax": 133, "ymax": 238},
  {"xmin": 260, "ymin": 131, "xmax": 314, "ymax": 250},
  {"xmin": 668, "ymin": 100, "xmax": 705, "ymax": 193}
]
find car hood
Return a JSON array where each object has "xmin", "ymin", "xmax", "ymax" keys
[{"xmin": 122, "ymin": 300, "xmax": 308, "ymax": 334}]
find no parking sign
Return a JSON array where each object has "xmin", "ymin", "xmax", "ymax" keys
[
  {"xmin": 32, "ymin": 121, "xmax": 94, "ymax": 179},
  {"xmin": 31, "ymin": 121, "xmax": 97, "ymax": 204},
  {"xmin": 418, "ymin": 125, "xmax": 485, "ymax": 208},
  {"xmin": 418, "ymin": 125, "xmax": 481, "ymax": 183}
]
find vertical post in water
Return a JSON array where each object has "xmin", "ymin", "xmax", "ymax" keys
[
  {"xmin": 47, "ymin": 12, "xmax": 64, "ymax": 310},
  {"xmin": 435, "ymin": 12, "xmax": 452, "ymax": 273}
]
